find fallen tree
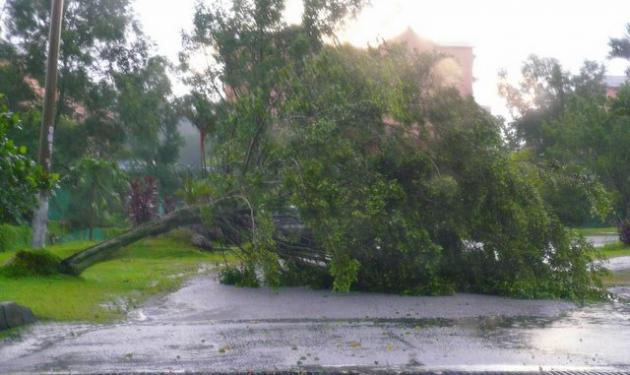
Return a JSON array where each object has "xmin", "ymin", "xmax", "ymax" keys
[
  {"xmin": 58, "ymin": 206, "xmax": 204, "ymax": 275},
  {"xmin": 58, "ymin": 8, "xmax": 604, "ymax": 299},
  {"xmin": 58, "ymin": 202, "xmax": 327, "ymax": 276}
]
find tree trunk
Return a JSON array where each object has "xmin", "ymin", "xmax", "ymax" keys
[
  {"xmin": 31, "ymin": 0, "xmax": 64, "ymax": 249},
  {"xmin": 31, "ymin": 191, "xmax": 50, "ymax": 248},
  {"xmin": 58, "ymin": 203, "xmax": 327, "ymax": 276},
  {"xmin": 59, "ymin": 206, "xmax": 203, "ymax": 275}
]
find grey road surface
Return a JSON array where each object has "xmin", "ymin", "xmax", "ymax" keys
[{"xmin": 1, "ymin": 270, "xmax": 630, "ymax": 374}]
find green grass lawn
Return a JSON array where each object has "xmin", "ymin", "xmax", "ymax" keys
[
  {"xmin": 573, "ymin": 226, "xmax": 617, "ymax": 236},
  {"xmin": 572, "ymin": 226, "xmax": 630, "ymax": 257},
  {"xmin": 598, "ymin": 242, "xmax": 630, "ymax": 287},
  {"xmin": 602, "ymin": 269, "xmax": 630, "ymax": 287},
  {"xmin": 0, "ymin": 235, "xmax": 234, "ymax": 322},
  {"xmin": 600, "ymin": 242, "xmax": 630, "ymax": 259}
]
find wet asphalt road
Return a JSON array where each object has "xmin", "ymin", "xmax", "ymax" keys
[
  {"xmin": 0, "ymin": 234, "xmax": 628, "ymax": 374},
  {"xmin": 1, "ymin": 273, "xmax": 629, "ymax": 373}
]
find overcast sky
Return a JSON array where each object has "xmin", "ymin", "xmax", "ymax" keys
[{"xmin": 136, "ymin": 0, "xmax": 630, "ymax": 116}]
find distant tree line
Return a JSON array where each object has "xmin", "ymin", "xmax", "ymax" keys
[
  {"xmin": 499, "ymin": 24, "xmax": 630, "ymax": 235},
  {"xmin": 0, "ymin": 0, "xmax": 182, "ymax": 232}
]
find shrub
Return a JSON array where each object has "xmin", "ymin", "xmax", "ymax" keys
[
  {"xmin": 279, "ymin": 260, "xmax": 333, "ymax": 289},
  {"xmin": 1, "ymin": 250, "xmax": 61, "ymax": 277},
  {"xmin": 0, "ymin": 224, "xmax": 31, "ymax": 252},
  {"xmin": 619, "ymin": 219, "xmax": 630, "ymax": 245},
  {"xmin": 219, "ymin": 265, "xmax": 259, "ymax": 287}
]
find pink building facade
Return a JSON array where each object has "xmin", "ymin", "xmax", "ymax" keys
[{"xmin": 389, "ymin": 28, "xmax": 474, "ymax": 97}]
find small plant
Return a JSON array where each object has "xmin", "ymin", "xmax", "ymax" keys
[
  {"xmin": 219, "ymin": 265, "xmax": 259, "ymax": 287},
  {"xmin": 618, "ymin": 219, "xmax": 630, "ymax": 245},
  {"xmin": 127, "ymin": 176, "xmax": 159, "ymax": 226},
  {"xmin": 176, "ymin": 175, "xmax": 213, "ymax": 206},
  {"xmin": 1, "ymin": 250, "xmax": 61, "ymax": 277}
]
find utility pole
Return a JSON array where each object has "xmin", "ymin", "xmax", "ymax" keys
[{"xmin": 31, "ymin": 0, "xmax": 64, "ymax": 249}]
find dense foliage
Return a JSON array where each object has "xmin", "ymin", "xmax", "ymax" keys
[
  {"xmin": 499, "ymin": 36, "xmax": 630, "ymax": 236},
  {"xmin": 498, "ymin": 57, "xmax": 614, "ymax": 226},
  {"xmin": 277, "ymin": 47, "xmax": 603, "ymax": 298},
  {"xmin": 64, "ymin": 158, "xmax": 126, "ymax": 239},
  {"xmin": 0, "ymin": 0, "xmax": 182, "ymax": 235},
  {"xmin": 0, "ymin": 224, "xmax": 31, "ymax": 252},
  {"xmin": 0, "ymin": 97, "xmax": 39, "ymax": 223},
  {"xmin": 0, "ymin": 0, "xmax": 611, "ymax": 300},
  {"xmin": 1, "ymin": 249, "xmax": 61, "ymax": 277},
  {"xmin": 179, "ymin": 0, "xmax": 604, "ymax": 299}
]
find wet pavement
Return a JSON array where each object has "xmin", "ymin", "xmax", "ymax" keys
[
  {"xmin": 1, "ymin": 267, "xmax": 630, "ymax": 374},
  {"xmin": 585, "ymin": 234, "xmax": 618, "ymax": 248},
  {"xmin": 0, "ymin": 233, "xmax": 628, "ymax": 373},
  {"xmin": 587, "ymin": 233, "xmax": 630, "ymax": 270},
  {"xmin": 603, "ymin": 257, "xmax": 630, "ymax": 272}
]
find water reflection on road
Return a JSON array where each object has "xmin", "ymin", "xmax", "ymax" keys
[{"xmin": 521, "ymin": 294, "xmax": 630, "ymax": 368}]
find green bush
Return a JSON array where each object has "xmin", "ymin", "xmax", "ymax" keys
[
  {"xmin": 0, "ymin": 224, "xmax": 31, "ymax": 252},
  {"xmin": 219, "ymin": 265, "xmax": 259, "ymax": 288},
  {"xmin": 618, "ymin": 219, "xmax": 630, "ymax": 245},
  {"xmin": 279, "ymin": 260, "xmax": 333, "ymax": 290},
  {"xmin": 0, "ymin": 97, "xmax": 40, "ymax": 223},
  {"xmin": 1, "ymin": 250, "xmax": 61, "ymax": 277}
]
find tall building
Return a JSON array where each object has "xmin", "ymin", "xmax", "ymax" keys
[{"xmin": 388, "ymin": 28, "xmax": 474, "ymax": 97}]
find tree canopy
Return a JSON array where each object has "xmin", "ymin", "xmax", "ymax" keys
[
  {"xmin": 0, "ymin": 0, "xmax": 181, "ymax": 174},
  {"xmin": 0, "ymin": 96, "xmax": 49, "ymax": 223},
  {"xmin": 498, "ymin": 56, "xmax": 615, "ymax": 226},
  {"xmin": 175, "ymin": 0, "xmax": 603, "ymax": 299},
  {"xmin": 610, "ymin": 23, "xmax": 630, "ymax": 75},
  {"xmin": 0, "ymin": 0, "xmax": 609, "ymax": 300},
  {"xmin": 0, "ymin": 0, "xmax": 183, "ymax": 234}
]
